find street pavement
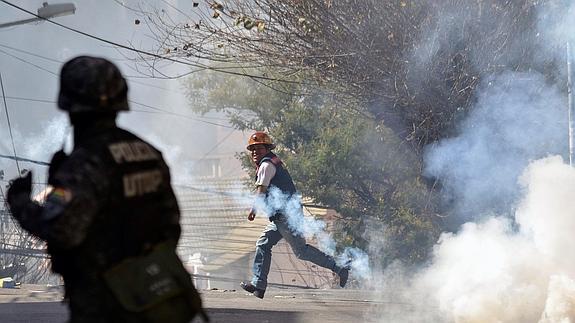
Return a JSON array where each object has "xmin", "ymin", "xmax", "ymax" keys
[{"xmin": 0, "ymin": 284, "xmax": 404, "ymax": 323}]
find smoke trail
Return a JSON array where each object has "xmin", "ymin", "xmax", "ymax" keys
[
  {"xmin": 395, "ymin": 1, "xmax": 575, "ymax": 319},
  {"xmin": 424, "ymin": 71, "xmax": 566, "ymax": 219},
  {"xmin": 253, "ymin": 186, "xmax": 371, "ymax": 280},
  {"xmin": 406, "ymin": 16, "xmax": 575, "ymax": 322}
]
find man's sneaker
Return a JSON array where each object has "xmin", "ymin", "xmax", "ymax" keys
[
  {"xmin": 337, "ymin": 267, "xmax": 349, "ymax": 288},
  {"xmin": 240, "ymin": 281, "xmax": 266, "ymax": 299}
]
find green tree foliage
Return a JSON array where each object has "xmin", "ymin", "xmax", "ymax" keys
[
  {"xmin": 185, "ymin": 70, "xmax": 439, "ymax": 265},
  {"xmin": 139, "ymin": 0, "xmax": 556, "ymax": 265}
]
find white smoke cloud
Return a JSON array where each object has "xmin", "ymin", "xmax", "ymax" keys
[
  {"xmin": 515, "ymin": 157, "xmax": 575, "ymax": 274},
  {"xmin": 538, "ymin": 2, "xmax": 575, "ymax": 57},
  {"xmin": 540, "ymin": 275, "xmax": 575, "ymax": 322},
  {"xmin": 411, "ymin": 156, "xmax": 575, "ymax": 322},
  {"xmin": 387, "ymin": 2, "xmax": 575, "ymax": 321},
  {"xmin": 254, "ymin": 186, "xmax": 371, "ymax": 280},
  {"xmin": 0, "ymin": 115, "xmax": 68, "ymax": 181},
  {"xmin": 20, "ymin": 115, "xmax": 69, "ymax": 161},
  {"xmin": 424, "ymin": 71, "xmax": 566, "ymax": 218}
]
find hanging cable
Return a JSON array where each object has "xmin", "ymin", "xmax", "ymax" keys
[
  {"xmin": 0, "ymin": 153, "xmax": 49, "ymax": 166},
  {"xmin": 0, "ymin": 72, "xmax": 21, "ymax": 174},
  {"xmin": 0, "ymin": 92, "xmax": 235, "ymax": 129},
  {"xmin": 195, "ymin": 128, "xmax": 237, "ymax": 162},
  {"xmin": 0, "ymin": 46, "xmax": 237, "ymax": 128},
  {"xmin": 0, "ymin": 0, "xmax": 303, "ymax": 85}
]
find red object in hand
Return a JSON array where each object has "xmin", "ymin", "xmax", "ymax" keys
[{"xmin": 248, "ymin": 209, "xmax": 256, "ymax": 221}]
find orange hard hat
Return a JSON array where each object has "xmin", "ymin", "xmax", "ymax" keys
[{"xmin": 247, "ymin": 131, "xmax": 275, "ymax": 150}]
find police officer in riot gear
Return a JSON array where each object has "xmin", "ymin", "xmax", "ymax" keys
[{"xmin": 6, "ymin": 56, "xmax": 206, "ymax": 322}]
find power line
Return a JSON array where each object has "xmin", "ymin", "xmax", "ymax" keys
[
  {"xmin": 0, "ymin": 43, "xmax": 61, "ymax": 64},
  {"xmin": 0, "ymin": 72, "xmax": 21, "ymax": 173},
  {"xmin": 0, "ymin": 44, "xmax": 236, "ymax": 128},
  {"xmin": 0, "ymin": 153, "xmax": 49, "ymax": 166},
  {"xmin": 128, "ymin": 99, "xmax": 234, "ymax": 128},
  {"xmin": 0, "ymin": 93, "xmax": 235, "ymax": 129},
  {"xmin": 0, "ymin": 95, "xmax": 53, "ymax": 105},
  {"xmin": 0, "ymin": 44, "xmax": 169, "ymax": 91},
  {"xmin": 0, "ymin": 48, "xmax": 58, "ymax": 76},
  {"xmin": 196, "ymin": 128, "xmax": 237, "ymax": 162},
  {"xmin": 173, "ymin": 183, "xmax": 250, "ymax": 198},
  {"xmin": 0, "ymin": 43, "xmax": 232, "ymax": 122},
  {"xmin": 0, "ymin": 0, "xmax": 303, "ymax": 85},
  {"xmin": 0, "ymin": 42, "xmax": 195, "ymax": 94}
]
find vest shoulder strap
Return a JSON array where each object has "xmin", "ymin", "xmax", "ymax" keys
[{"xmin": 261, "ymin": 155, "xmax": 282, "ymax": 166}]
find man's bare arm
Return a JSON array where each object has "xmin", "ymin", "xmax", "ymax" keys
[{"xmin": 248, "ymin": 185, "xmax": 267, "ymax": 221}]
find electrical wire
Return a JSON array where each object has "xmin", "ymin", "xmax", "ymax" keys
[
  {"xmin": 0, "ymin": 153, "xmax": 49, "ymax": 166},
  {"xmin": 0, "ymin": 72, "xmax": 21, "ymax": 174},
  {"xmin": 0, "ymin": 43, "xmax": 61, "ymax": 63},
  {"xmin": 0, "ymin": 44, "xmax": 160, "ymax": 92},
  {"xmin": 0, "ymin": 48, "xmax": 58, "ymax": 76},
  {"xmin": 0, "ymin": 46, "xmax": 237, "ymax": 129},
  {"xmin": 0, "ymin": 93, "xmax": 235, "ymax": 129},
  {"xmin": 0, "ymin": 0, "xmax": 303, "ymax": 85},
  {"xmin": 195, "ymin": 128, "xmax": 237, "ymax": 162},
  {"xmin": 128, "ymin": 99, "xmax": 234, "ymax": 128},
  {"xmin": 0, "ymin": 42, "xmax": 211, "ymax": 95}
]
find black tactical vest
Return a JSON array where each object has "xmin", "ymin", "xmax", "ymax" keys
[{"xmin": 49, "ymin": 127, "xmax": 181, "ymax": 276}]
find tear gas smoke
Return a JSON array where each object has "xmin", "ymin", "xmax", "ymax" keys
[
  {"xmin": 413, "ymin": 157, "xmax": 575, "ymax": 322},
  {"xmin": 0, "ymin": 115, "xmax": 69, "ymax": 187},
  {"xmin": 537, "ymin": 2, "xmax": 575, "ymax": 66},
  {"xmin": 403, "ymin": 39, "xmax": 575, "ymax": 323},
  {"xmin": 376, "ymin": 2, "xmax": 575, "ymax": 321},
  {"xmin": 424, "ymin": 71, "xmax": 567, "ymax": 219},
  {"xmin": 254, "ymin": 186, "xmax": 371, "ymax": 280},
  {"xmin": 21, "ymin": 115, "xmax": 70, "ymax": 159}
]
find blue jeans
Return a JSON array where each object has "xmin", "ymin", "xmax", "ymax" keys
[{"xmin": 251, "ymin": 216, "xmax": 338, "ymax": 290}]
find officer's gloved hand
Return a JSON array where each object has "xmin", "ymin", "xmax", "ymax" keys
[
  {"xmin": 48, "ymin": 150, "xmax": 68, "ymax": 186},
  {"xmin": 6, "ymin": 171, "xmax": 33, "ymax": 221}
]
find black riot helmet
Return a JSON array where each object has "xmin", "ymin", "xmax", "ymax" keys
[{"xmin": 58, "ymin": 56, "xmax": 129, "ymax": 113}]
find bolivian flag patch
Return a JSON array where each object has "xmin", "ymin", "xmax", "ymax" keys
[{"xmin": 50, "ymin": 187, "xmax": 72, "ymax": 204}]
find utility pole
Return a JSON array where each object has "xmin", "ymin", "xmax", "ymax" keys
[{"xmin": 568, "ymin": 42, "xmax": 575, "ymax": 166}]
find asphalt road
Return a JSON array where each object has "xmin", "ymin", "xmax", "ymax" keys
[{"xmin": 0, "ymin": 284, "xmax": 416, "ymax": 323}]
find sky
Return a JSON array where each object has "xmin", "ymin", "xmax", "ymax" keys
[{"xmin": 0, "ymin": 0, "xmax": 249, "ymax": 186}]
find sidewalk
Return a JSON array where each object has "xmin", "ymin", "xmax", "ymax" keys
[{"xmin": 0, "ymin": 284, "xmax": 389, "ymax": 323}]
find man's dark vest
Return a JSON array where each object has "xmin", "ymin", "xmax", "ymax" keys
[{"xmin": 258, "ymin": 152, "xmax": 296, "ymax": 196}]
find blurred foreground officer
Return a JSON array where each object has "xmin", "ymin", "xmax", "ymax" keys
[{"xmin": 5, "ymin": 56, "xmax": 207, "ymax": 323}]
